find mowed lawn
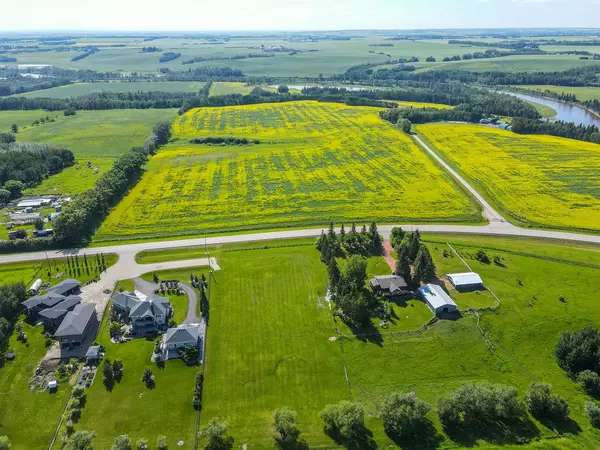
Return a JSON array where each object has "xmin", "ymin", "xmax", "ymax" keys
[
  {"xmin": 199, "ymin": 243, "xmax": 350, "ymax": 447},
  {"xmin": 96, "ymin": 101, "xmax": 480, "ymax": 241},
  {"xmin": 15, "ymin": 109, "xmax": 176, "ymax": 194},
  {"xmin": 417, "ymin": 123, "xmax": 600, "ymax": 232},
  {"xmin": 73, "ymin": 299, "xmax": 199, "ymax": 449},
  {"xmin": 0, "ymin": 322, "xmax": 72, "ymax": 450}
]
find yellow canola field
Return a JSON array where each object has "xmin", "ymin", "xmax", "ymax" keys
[
  {"xmin": 96, "ymin": 102, "xmax": 480, "ymax": 241},
  {"xmin": 417, "ymin": 123, "xmax": 600, "ymax": 231}
]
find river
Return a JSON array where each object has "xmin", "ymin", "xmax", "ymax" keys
[{"xmin": 499, "ymin": 90, "xmax": 600, "ymax": 128}]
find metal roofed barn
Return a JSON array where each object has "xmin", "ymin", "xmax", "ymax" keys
[
  {"xmin": 447, "ymin": 272, "xmax": 484, "ymax": 292},
  {"xmin": 418, "ymin": 284, "xmax": 457, "ymax": 316}
]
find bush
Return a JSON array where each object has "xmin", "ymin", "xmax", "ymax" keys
[
  {"xmin": 179, "ymin": 345, "xmax": 199, "ymax": 364},
  {"xmin": 525, "ymin": 383, "xmax": 569, "ymax": 421},
  {"xmin": 585, "ymin": 401, "xmax": 600, "ymax": 428},
  {"xmin": 156, "ymin": 435, "xmax": 168, "ymax": 450},
  {"xmin": 475, "ymin": 249, "xmax": 491, "ymax": 264},
  {"xmin": 0, "ymin": 436, "xmax": 11, "ymax": 450},
  {"xmin": 380, "ymin": 392, "xmax": 430, "ymax": 436},
  {"xmin": 555, "ymin": 326, "xmax": 600, "ymax": 376},
  {"xmin": 319, "ymin": 401, "xmax": 364, "ymax": 438},
  {"xmin": 274, "ymin": 407, "xmax": 300, "ymax": 445},
  {"xmin": 111, "ymin": 435, "xmax": 132, "ymax": 450},
  {"xmin": 198, "ymin": 417, "xmax": 233, "ymax": 450},
  {"xmin": 0, "ymin": 189, "xmax": 9, "ymax": 203},
  {"xmin": 437, "ymin": 382, "xmax": 524, "ymax": 429},
  {"xmin": 577, "ymin": 370, "xmax": 600, "ymax": 395}
]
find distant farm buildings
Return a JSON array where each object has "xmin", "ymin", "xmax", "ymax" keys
[
  {"xmin": 418, "ymin": 284, "xmax": 457, "ymax": 316},
  {"xmin": 447, "ymin": 272, "xmax": 484, "ymax": 292}
]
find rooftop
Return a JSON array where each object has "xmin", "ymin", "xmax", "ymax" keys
[
  {"xmin": 164, "ymin": 324, "xmax": 200, "ymax": 345},
  {"xmin": 48, "ymin": 279, "xmax": 80, "ymax": 296},
  {"xmin": 447, "ymin": 272, "xmax": 484, "ymax": 287},
  {"xmin": 369, "ymin": 275, "xmax": 408, "ymax": 291},
  {"xmin": 54, "ymin": 303, "xmax": 96, "ymax": 337},
  {"xmin": 418, "ymin": 284, "xmax": 457, "ymax": 310}
]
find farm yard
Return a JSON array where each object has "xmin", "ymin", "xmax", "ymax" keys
[
  {"xmin": 416, "ymin": 123, "xmax": 600, "ymax": 232},
  {"xmin": 95, "ymin": 101, "xmax": 481, "ymax": 242},
  {"xmin": 138, "ymin": 235, "xmax": 600, "ymax": 449},
  {"xmin": 7, "ymin": 109, "xmax": 177, "ymax": 194}
]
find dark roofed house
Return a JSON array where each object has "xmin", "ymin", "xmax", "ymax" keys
[
  {"xmin": 48, "ymin": 279, "xmax": 80, "ymax": 297},
  {"xmin": 54, "ymin": 303, "xmax": 97, "ymax": 349},
  {"xmin": 22, "ymin": 292, "xmax": 66, "ymax": 314},
  {"xmin": 369, "ymin": 275, "xmax": 412, "ymax": 298},
  {"xmin": 111, "ymin": 292, "xmax": 171, "ymax": 337},
  {"xmin": 38, "ymin": 296, "xmax": 82, "ymax": 329}
]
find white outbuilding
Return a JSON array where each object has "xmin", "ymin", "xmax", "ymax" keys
[
  {"xmin": 28, "ymin": 279, "xmax": 43, "ymax": 295},
  {"xmin": 447, "ymin": 272, "xmax": 484, "ymax": 291},
  {"xmin": 418, "ymin": 284, "xmax": 457, "ymax": 315}
]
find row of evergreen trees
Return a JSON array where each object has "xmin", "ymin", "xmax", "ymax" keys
[{"xmin": 390, "ymin": 228, "xmax": 437, "ymax": 286}]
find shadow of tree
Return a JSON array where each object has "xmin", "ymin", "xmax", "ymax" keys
[
  {"xmin": 275, "ymin": 437, "xmax": 309, "ymax": 450},
  {"xmin": 385, "ymin": 420, "xmax": 444, "ymax": 450},
  {"xmin": 444, "ymin": 417, "xmax": 540, "ymax": 447},
  {"xmin": 538, "ymin": 416, "xmax": 581, "ymax": 435},
  {"xmin": 324, "ymin": 424, "xmax": 377, "ymax": 450},
  {"xmin": 341, "ymin": 317, "xmax": 383, "ymax": 346}
]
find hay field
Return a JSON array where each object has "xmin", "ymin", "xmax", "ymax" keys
[
  {"xmin": 417, "ymin": 123, "xmax": 600, "ymax": 232},
  {"xmin": 14, "ymin": 81, "xmax": 206, "ymax": 98},
  {"xmin": 95, "ymin": 101, "xmax": 479, "ymax": 241}
]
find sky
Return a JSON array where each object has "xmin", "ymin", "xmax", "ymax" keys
[{"xmin": 2, "ymin": 0, "xmax": 600, "ymax": 31}]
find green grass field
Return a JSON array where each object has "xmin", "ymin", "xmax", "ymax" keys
[
  {"xmin": 208, "ymin": 82, "xmax": 254, "ymax": 97},
  {"xmin": 524, "ymin": 99, "xmax": 557, "ymax": 118},
  {"xmin": 0, "ymin": 253, "xmax": 118, "ymax": 287},
  {"xmin": 138, "ymin": 235, "xmax": 600, "ymax": 449},
  {"xmin": 14, "ymin": 81, "xmax": 206, "ymax": 98},
  {"xmin": 0, "ymin": 110, "xmax": 54, "ymax": 132},
  {"xmin": 95, "ymin": 101, "xmax": 480, "ymax": 242},
  {"xmin": 417, "ymin": 123, "xmax": 600, "ymax": 232},
  {"xmin": 72, "ymin": 303, "xmax": 198, "ymax": 449},
  {"xmin": 9, "ymin": 109, "xmax": 176, "ymax": 194},
  {"xmin": 516, "ymin": 85, "xmax": 600, "ymax": 102},
  {"xmin": 0, "ymin": 322, "xmax": 73, "ymax": 450}
]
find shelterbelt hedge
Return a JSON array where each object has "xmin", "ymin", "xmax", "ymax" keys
[{"xmin": 96, "ymin": 101, "xmax": 480, "ymax": 241}]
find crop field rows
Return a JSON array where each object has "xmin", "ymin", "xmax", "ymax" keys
[
  {"xmin": 96, "ymin": 102, "xmax": 480, "ymax": 241},
  {"xmin": 417, "ymin": 123, "xmax": 600, "ymax": 232}
]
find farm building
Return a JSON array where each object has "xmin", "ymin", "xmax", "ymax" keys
[
  {"xmin": 447, "ymin": 272, "xmax": 484, "ymax": 291},
  {"xmin": 17, "ymin": 198, "xmax": 50, "ymax": 208},
  {"xmin": 28, "ymin": 279, "xmax": 43, "ymax": 295},
  {"xmin": 418, "ymin": 284, "xmax": 457, "ymax": 315},
  {"xmin": 369, "ymin": 275, "xmax": 412, "ymax": 298},
  {"xmin": 9, "ymin": 212, "xmax": 42, "ymax": 225}
]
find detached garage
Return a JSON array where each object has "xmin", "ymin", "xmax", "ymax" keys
[
  {"xmin": 447, "ymin": 272, "xmax": 484, "ymax": 292},
  {"xmin": 418, "ymin": 284, "xmax": 457, "ymax": 316}
]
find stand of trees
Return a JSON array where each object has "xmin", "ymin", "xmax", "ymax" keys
[
  {"xmin": 0, "ymin": 283, "xmax": 27, "ymax": 361},
  {"xmin": 512, "ymin": 117, "xmax": 600, "ymax": 144},
  {"xmin": 389, "ymin": 228, "xmax": 436, "ymax": 285},
  {"xmin": 0, "ymin": 142, "xmax": 75, "ymax": 188}
]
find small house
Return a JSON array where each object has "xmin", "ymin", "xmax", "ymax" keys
[
  {"xmin": 369, "ymin": 275, "xmax": 412, "ymax": 298},
  {"xmin": 85, "ymin": 345, "xmax": 103, "ymax": 364},
  {"xmin": 418, "ymin": 284, "xmax": 457, "ymax": 316},
  {"xmin": 447, "ymin": 272, "xmax": 484, "ymax": 292},
  {"xmin": 161, "ymin": 323, "xmax": 203, "ymax": 360}
]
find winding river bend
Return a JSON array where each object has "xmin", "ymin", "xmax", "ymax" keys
[{"xmin": 500, "ymin": 90, "xmax": 600, "ymax": 128}]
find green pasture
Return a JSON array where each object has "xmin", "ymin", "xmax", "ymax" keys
[
  {"xmin": 14, "ymin": 81, "xmax": 206, "ymax": 98},
  {"xmin": 516, "ymin": 85, "xmax": 600, "ymax": 102}
]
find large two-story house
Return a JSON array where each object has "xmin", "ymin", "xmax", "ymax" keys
[{"xmin": 111, "ymin": 291, "xmax": 171, "ymax": 337}]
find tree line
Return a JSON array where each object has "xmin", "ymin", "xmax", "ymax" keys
[
  {"xmin": 512, "ymin": 118, "xmax": 600, "ymax": 144},
  {"xmin": 0, "ymin": 283, "xmax": 27, "ymax": 363}
]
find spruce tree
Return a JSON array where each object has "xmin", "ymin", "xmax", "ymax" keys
[
  {"xmin": 413, "ymin": 244, "xmax": 436, "ymax": 283},
  {"xmin": 407, "ymin": 231, "xmax": 421, "ymax": 262},
  {"xmin": 369, "ymin": 221, "xmax": 382, "ymax": 251},
  {"xmin": 395, "ymin": 247, "xmax": 412, "ymax": 282},
  {"xmin": 340, "ymin": 224, "xmax": 346, "ymax": 242}
]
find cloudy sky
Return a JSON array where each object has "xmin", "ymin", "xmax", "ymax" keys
[{"xmin": 2, "ymin": 0, "xmax": 600, "ymax": 31}]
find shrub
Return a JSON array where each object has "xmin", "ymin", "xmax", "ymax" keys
[
  {"xmin": 156, "ymin": 435, "xmax": 168, "ymax": 450},
  {"xmin": 0, "ymin": 436, "xmax": 11, "ymax": 450},
  {"xmin": 319, "ymin": 401, "xmax": 364, "ymax": 438},
  {"xmin": 64, "ymin": 430, "xmax": 95, "ymax": 450},
  {"xmin": 437, "ymin": 382, "xmax": 524, "ymax": 429},
  {"xmin": 136, "ymin": 438, "xmax": 148, "ymax": 450},
  {"xmin": 111, "ymin": 435, "xmax": 131, "ymax": 450},
  {"xmin": 577, "ymin": 370, "xmax": 600, "ymax": 395},
  {"xmin": 179, "ymin": 345, "xmax": 199, "ymax": 364},
  {"xmin": 380, "ymin": 392, "xmax": 430, "ymax": 436},
  {"xmin": 555, "ymin": 326, "xmax": 600, "ymax": 376},
  {"xmin": 525, "ymin": 383, "xmax": 569, "ymax": 421},
  {"xmin": 274, "ymin": 407, "xmax": 300, "ymax": 445},
  {"xmin": 475, "ymin": 249, "xmax": 491, "ymax": 264},
  {"xmin": 198, "ymin": 417, "xmax": 233, "ymax": 450},
  {"xmin": 585, "ymin": 401, "xmax": 600, "ymax": 428}
]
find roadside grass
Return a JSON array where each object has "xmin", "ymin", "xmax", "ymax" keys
[
  {"xmin": 96, "ymin": 101, "xmax": 481, "ymax": 242},
  {"xmin": 72, "ymin": 292, "xmax": 198, "ymax": 449},
  {"xmin": 0, "ymin": 322, "xmax": 72, "ymax": 450},
  {"xmin": 416, "ymin": 123, "xmax": 600, "ymax": 233},
  {"xmin": 0, "ymin": 253, "xmax": 118, "ymax": 286},
  {"xmin": 16, "ymin": 109, "xmax": 176, "ymax": 195},
  {"xmin": 13, "ymin": 81, "xmax": 206, "ymax": 98}
]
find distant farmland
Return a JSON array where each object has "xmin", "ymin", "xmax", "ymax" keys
[
  {"xmin": 14, "ymin": 81, "xmax": 206, "ymax": 98},
  {"xmin": 417, "ymin": 123, "xmax": 600, "ymax": 232},
  {"xmin": 95, "ymin": 101, "xmax": 480, "ymax": 241}
]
